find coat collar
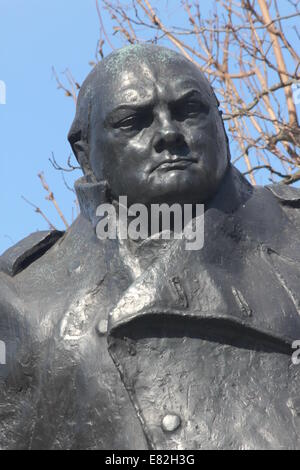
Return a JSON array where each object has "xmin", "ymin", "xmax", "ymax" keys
[{"xmin": 107, "ymin": 169, "xmax": 300, "ymax": 344}]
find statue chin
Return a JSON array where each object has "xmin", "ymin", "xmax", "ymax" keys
[
  {"xmin": 144, "ymin": 174, "xmax": 223, "ymax": 206},
  {"xmin": 120, "ymin": 167, "xmax": 224, "ymax": 207}
]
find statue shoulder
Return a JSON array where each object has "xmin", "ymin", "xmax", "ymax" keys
[
  {"xmin": 0, "ymin": 230, "xmax": 65, "ymax": 277},
  {"xmin": 265, "ymin": 183, "xmax": 300, "ymax": 231},
  {"xmin": 266, "ymin": 183, "xmax": 300, "ymax": 205}
]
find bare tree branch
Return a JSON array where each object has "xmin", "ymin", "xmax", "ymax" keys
[
  {"xmin": 21, "ymin": 195, "xmax": 57, "ymax": 230},
  {"xmin": 38, "ymin": 173, "xmax": 69, "ymax": 229}
]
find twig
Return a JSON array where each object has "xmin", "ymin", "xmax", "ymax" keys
[
  {"xmin": 243, "ymin": 164, "xmax": 287, "ymax": 178},
  {"xmin": 38, "ymin": 173, "xmax": 69, "ymax": 229},
  {"xmin": 52, "ymin": 67, "xmax": 78, "ymax": 104},
  {"xmin": 223, "ymin": 79, "xmax": 299, "ymax": 120},
  {"xmin": 21, "ymin": 196, "xmax": 57, "ymax": 230},
  {"xmin": 96, "ymin": 0, "xmax": 116, "ymax": 51},
  {"xmin": 49, "ymin": 152, "xmax": 81, "ymax": 172}
]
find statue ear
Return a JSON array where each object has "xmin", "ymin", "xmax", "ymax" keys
[{"xmin": 73, "ymin": 140, "xmax": 94, "ymax": 179}]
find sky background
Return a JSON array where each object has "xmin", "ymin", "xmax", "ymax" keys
[{"xmin": 0, "ymin": 0, "xmax": 298, "ymax": 255}]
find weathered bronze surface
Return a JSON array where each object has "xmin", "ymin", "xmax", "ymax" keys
[{"xmin": 1, "ymin": 45, "xmax": 300, "ymax": 449}]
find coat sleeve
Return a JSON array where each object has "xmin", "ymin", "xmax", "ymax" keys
[{"xmin": 0, "ymin": 272, "xmax": 37, "ymax": 449}]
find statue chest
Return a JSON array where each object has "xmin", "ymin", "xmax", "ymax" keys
[{"xmin": 108, "ymin": 327, "xmax": 300, "ymax": 450}]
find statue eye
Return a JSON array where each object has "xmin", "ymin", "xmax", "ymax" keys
[
  {"xmin": 113, "ymin": 110, "xmax": 153, "ymax": 132},
  {"xmin": 183, "ymin": 101, "xmax": 209, "ymax": 117},
  {"xmin": 114, "ymin": 115, "xmax": 139, "ymax": 130},
  {"xmin": 171, "ymin": 99, "xmax": 209, "ymax": 121}
]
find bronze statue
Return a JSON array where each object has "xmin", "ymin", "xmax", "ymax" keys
[{"xmin": 0, "ymin": 45, "xmax": 300, "ymax": 450}]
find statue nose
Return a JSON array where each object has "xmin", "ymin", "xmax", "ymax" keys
[{"xmin": 153, "ymin": 120, "xmax": 185, "ymax": 154}]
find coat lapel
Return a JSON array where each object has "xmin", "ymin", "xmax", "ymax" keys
[{"xmin": 108, "ymin": 179, "xmax": 300, "ymax": 344}]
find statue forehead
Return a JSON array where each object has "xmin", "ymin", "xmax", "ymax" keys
[
  {"xmin": 85, "ymin": 45, "xmax": 213, "ymax": 113},
  {"xmin": 102, "ymin": 44, "xmax": 187, "ymax": 78}
]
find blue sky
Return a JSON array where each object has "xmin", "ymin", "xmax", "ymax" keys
[
  {"xmin": 0, "ymin": 0, "xmax": 101, "ymax": 253},
  {"xmin": 0, "ymin": 1, "xmax": 298, "ymax": 254}
]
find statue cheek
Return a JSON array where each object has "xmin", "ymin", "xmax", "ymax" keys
[
  {"xmin": 133, "ymin": 127, "xmax": 155, "ymax": 150},
  {"xmin": 187, "ymin": 128, "xmax": 210, "ymax": 151},
  {"xmin": 122, "ymin": 139, "xmax": 152, "ymax": 165}
]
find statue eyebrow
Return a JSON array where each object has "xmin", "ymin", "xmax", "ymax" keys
[
  {"xmin": 108, "ymin": 91, "xmax": 201, "ymax": 114},
  {"xmin": 105, "ymin": 101, "xmax": 154, "ymax": 124},
  {"xmin": 170, "ymin": 89, "xmax": 205, "ymax": 106},
  {"xmin": 104, "ymin": 90, "xmax": 207, "ymax": 125}
]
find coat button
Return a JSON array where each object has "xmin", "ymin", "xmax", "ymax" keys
[
  {"xmin": 161, "ymin": 414, "xmax": 181, "ymax": 432},
  {"xmin": 97, "ymin": 319, "xmax": 108, "ymax": 336}
]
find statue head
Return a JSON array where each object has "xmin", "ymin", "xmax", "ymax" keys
[{"xmin": 68, "ymin": 44, "xmax": 230, "ymax": 206}]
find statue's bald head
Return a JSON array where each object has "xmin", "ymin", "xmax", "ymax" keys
[
  {"xmin": 69, "ymin": 45, "xmax": 227, "ymax": 173},
  {"xmin": 69, "ymin": 44, "xmax": 230, "ymax": 205}
]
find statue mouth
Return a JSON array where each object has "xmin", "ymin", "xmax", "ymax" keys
[{"xmin": 152, "ymin": 157, "xmax": 197, "ymax": 173}]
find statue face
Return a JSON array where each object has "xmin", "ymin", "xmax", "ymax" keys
[{"xmin": 89, "ymin": 52, "xmax": 228, "ymax": 206}]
